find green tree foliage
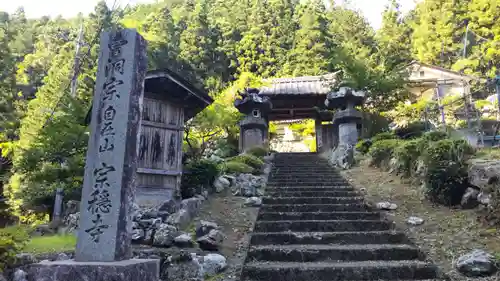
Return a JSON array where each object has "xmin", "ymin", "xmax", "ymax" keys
[{"xmin": 8, "ymin": 0, "xmax": 495, "ymax": 216}]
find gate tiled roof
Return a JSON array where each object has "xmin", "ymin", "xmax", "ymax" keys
[{"xmin": 259, "ymin": 73, "xmax": 337, "ymax": 96}]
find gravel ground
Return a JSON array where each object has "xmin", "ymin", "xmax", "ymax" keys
[
  {"xmin": 194, "ymin": 188, "xmax": 259, "ymax": 281},
  {"xmin": 342, "ymin": 162, "xmax": 500, "ymax": 281}
]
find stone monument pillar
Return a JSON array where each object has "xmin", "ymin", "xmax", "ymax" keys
[
  {"xmin": 325, "ymin": 87, "xmax": 365, "ymax": 169},
  {"xmin": 28, "ymin": 29, "xmax": 159, "ymax": 281},
  {"xmin": 235, "ymin": 88, "xmax": 272, "ymax": 152}
]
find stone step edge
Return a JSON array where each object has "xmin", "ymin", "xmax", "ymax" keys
[
  {"xmin": 250, "ymin": 243, "xmax": 419, "ymax": 250},
  {"xmin": 255, "ymin": 219, "xmax": 390, "ymax": 224},
  {"xmin": 243, "ymin": 260, "xmax": 436, "ymax": 269}
]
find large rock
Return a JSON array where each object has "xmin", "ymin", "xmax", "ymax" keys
[
  {"xmin": 13, "ymin": 269, "xmax": 27, "ymax": 281},
  {"xmin": 195, "ymin": 220, "xmax": 218, "ymax": 238},
  {"xmin": 181, "ymin": 197, "xmax": 202, "ymax": 218},
  {"xmin": 468, "ymin": 159, "xmax": 500, "ymax": 190},
  {"xmin": 63, "ymin": 200, "xmax": 80, "ymax": 217},
  {"xmin": 407, "ymin": 216, "xmax": 424, "ymax": 226},
  {"xmin": 166, "ymin": 209, "xmax": 191, "ymax": 230},
  {"xmin": 152, "ymin": 224, "xmax": 178, "ymax": 247},
  {"xmin": 202, "ymin": 253, "xmax": 227, "ymax": 277},
  {"xmin": 174, "ymin": 233, "xmax": 193, "ymax": 247},
  {"xmin": 158, "ymin": 199, "xmax": 180, "ymax": 215},
  {"xmin": 132, "ymin": 228, "xmax": 145, "ymax": 242},
  {"xmin": 461, "ymin": 187, "xmax": 480, "ymax": 209},
  {"xmin": 244, "ymin": 197, "xmax": 262, "ymax": 207},
  {"xmin": 376, "ymin": 202, "xmax": 398, "ymax": 210},
  {"xmin": 164, "ymin": 253, "xmax": 203, "ymax": 281},
  {"xmin": 233, "ymin": 173, "xmax": 265, "ymax": 197},
  {"xmin": 197, "ymin": 229, "xmax": 224, "ymax": 251},
  {"xmin": 329, "ymin": 144, "xmax": 355, "ymax": 170},
  {"xmin": 213, "ymin": 176, "xmax": 231, "ymax": 193},
  {"xmin": 62, "ymin": 212, "xmax": 79, "ymax": 233},
  {"xmin": 456, "ymin": 249, "xmax": 498, "ymax": 277}
]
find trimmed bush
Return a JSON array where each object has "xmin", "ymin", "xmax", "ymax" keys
[
  {"xmin": 393, "ymin": 139, "xmax": 420, "ymax": 177},
  {"xmin": 394, "ymin": 121, "xmax": 431, "ymax": 139},
  {"xmin": 181, "ymin": 159, "xmax": 220, "ymax": 199},
  {"xmin": 368, "ymin": 139, "xmax": 400, "ymax": 169},
  {"xmin": 229, "ymin": 154, "xmax": 264, "ymax": 170},
  {"xmin": 421, "ymin": 130, "xmax": 448, "ymax": 142},
  {"xmin": 245, "ymin": 146, "xmax": 268, "ymax": 158},
  {"xmin": 222, "ymin": 161, "xmax": 254, "ymax": 174},
  {"xmin": 371, "ymin": 132, "xmax": 397, "ymax": 142},
  {"xmin": 0, "ymin": 225, "xmax": 30, "ymax": 273},
  {"xmin": 421, "ymin": 139, "xmax": 474, "ymax": 206},
  {"xmin": 355, "ymin": 139, "xmax": 372, "ymax": 155}
]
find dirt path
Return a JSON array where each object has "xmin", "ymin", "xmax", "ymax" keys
[
  {"xmin": 342, "ymin": 163, "xmax": 500, "ymax": 281},
  {"xmin": 195, "ymin": 189, "xmax": 259, "ymax": 281}
]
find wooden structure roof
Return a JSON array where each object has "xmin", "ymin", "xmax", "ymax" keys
[
  {"xmin": 84, "ymin": 68, "xmax": 212, "ymax": 125},
  {"xmin": 258, "ymin": 73, "xmax": 336, "ymax": 120}
]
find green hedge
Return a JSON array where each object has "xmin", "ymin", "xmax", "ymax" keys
[
  {"xmin": 355, "ymin": 139, "xmax": 372, "ymax": 155},
  {"xmin": 181, "ymin": 159, "xmax": 221, "ymax": 199},
  {"xmin": 228, "ymin": 154, "xmax": 264, "ymax": 171},
  {"xmin": 222, "ymin": 161, "xmax": 254, "ymax": 174},
  {"xmin": 393, "ymin": 139, "xmax": 420, "ymax": 177},
  {"xmin": 0, "ymin": 225, "xmax": 30, "ymax": 273},
  {"xmin": 245, "ymin": 146, "xmax": 268, "ymax": 158},
  {"xmin": 368, "ymin": 139, "xmax": 400, "ymax": 168},
  {"xmin": 367, "ymin": 131, "xmax": 475, "ymax": 206},
  {"xmin": 371, "ymin": 132, "xmax": 397, "ymax": 142},
  {"xmin": 421, "ymin": 139, "xmax": 474, "ymax": 206}
]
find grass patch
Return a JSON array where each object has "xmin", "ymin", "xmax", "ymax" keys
[
  {"xmin": 23, "ymin": 235, "xmax": 77, "ymax": 254},
  {"xmin": 475, "ymin": 147, "xmax": 500, "ymax": 160}
]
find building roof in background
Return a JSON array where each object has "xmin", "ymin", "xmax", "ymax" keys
[
  {"xmin": 259, "ymin": 73, "xmax": 337, "ymax": 96},
  {"xmin": 407, "ymin": 61, "xmax": 481, "ymax": 82}
]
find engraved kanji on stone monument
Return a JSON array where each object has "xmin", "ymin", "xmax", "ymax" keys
[{"xmin": 76, "ymin": 29, "xmax": 147, "ymax": 262}]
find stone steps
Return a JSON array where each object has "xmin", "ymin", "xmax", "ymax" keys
[
  {"xmin": 260, "ymin": 203, "xmax": 368, "ymax": 212},
  {"xmin": 266, "ymin": 190, "xmax": 359, "ymax": 197},
  {"xmin": 268, "ymin": 186, "xmax": 355, "ymax": 192},
  {"xmin": 258, "ymin": 211, "xmax": 380, "ymax": 221},
  {"xmin": 249, "ymin": 231, "xmax": 410, "ymax": 245},
  {"xmin": 267, "ymin": 181, "xmax": 350, "ymax": 186},
  {"xmin": 240, "ymin": 153, "xmax": 443, "ymax": 281},
  {"xmin": 241, "ymin": 261, "xmax": 440, "ymax": 281},
  {"xmin": 247, "ymin": 244, "xmax": 424, "ymax": 262},
  {"xmin": 262, "ymin": 196, "xmax": 364, "ymax": 204},
  {"xmin": 254, "ymin": 220, "xmax": 393, "ymax": 232}
]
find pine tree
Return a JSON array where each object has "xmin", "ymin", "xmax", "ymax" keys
[
  {"xmin": 411, "ymin": 0, "xmax": 469, "ymax": 68},
  {"xmin": 452, "ymin": 0, "xmax": 500, "ymax": 77},
  {"xmin": 283, "ymin": 0, "xmax": 332, "ymax": 76},
  {"xmin": 375, "ymin": 0, "xmax": 412, "ymax": 71}
]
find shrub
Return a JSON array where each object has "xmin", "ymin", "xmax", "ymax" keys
[
  {"xmin": 393, "ymin": 140, "xmax": 420, "ymax": 177},
  {"xmin": 421, "ymin": 139, "xmax": 474, "ymax": 206},
  {"xmin": 245, "ymin": 146, "xmax": 268, "ymax": 158},
  {"xmin": 181, "ymin": 159, "xmax": 220, "ymax": 199},
  {"xmin": 394, "ymin": 121, "xmax": 431, "ymax": 139},
  {"xmin": 355, "ymin": 139, "xmax": 372, "ymax": 155},
  {"xmin": 228, "ymin": 154, "xmax": 264, "ymax": 170},
  {"xmin": 222, "ymin": 161, "xmax": 254, "ymax": 174},
  {"xmin": 371, "ymin": 132, "xmax": 397, "ymax": 142},
  {"xmin": 421, "ymin": 130, "xmax": 448, "ymax": 142},
  {"xmin": 368, "ymin": 139, "xmax": 400, "ymax": 169},
  {"xmin": 0, "ymin": 225, "xmax": 30, "ymax": 272}
]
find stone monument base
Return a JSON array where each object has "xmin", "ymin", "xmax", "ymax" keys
[{"xmin": 28, "ymin": 259, "xmax": 159, "ymax": 281}]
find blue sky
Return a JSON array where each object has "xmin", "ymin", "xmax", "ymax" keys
[{"xmin": 0, "ymin": 0, "xmax": 418, "ymax": 29}]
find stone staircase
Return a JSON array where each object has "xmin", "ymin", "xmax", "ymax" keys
[{"xmin": 241, "ymin": 152, "xmax": 446, "ymax": 281}]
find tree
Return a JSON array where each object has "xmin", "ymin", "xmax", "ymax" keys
[
  {"xmin": 375, "ymin": 0, "xmax": 412, "ymax": 71},
  {"xmin": 282, "ymin": 0, "xmax": 332, "ymax": 76},
  {"xmin": 411, "ymin": 0, "xmax": 469, "ymax": 68}
]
